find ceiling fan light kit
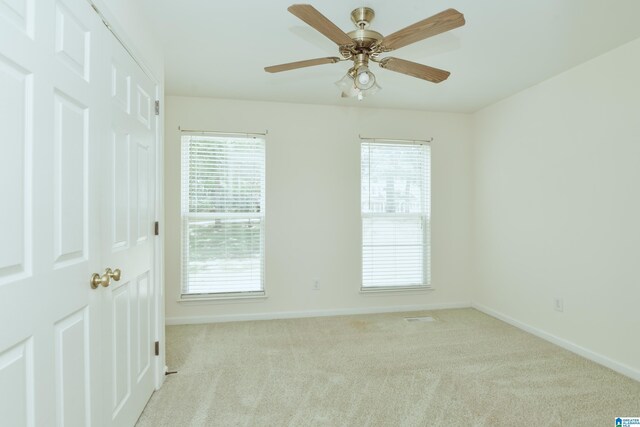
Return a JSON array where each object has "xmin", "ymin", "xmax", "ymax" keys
[
  {"xmin": 335, "ymin": 70, "xmax": 380, "ymax": 100},
  {"xmin": 265, "ymin": 4, "xmax": 465, "ymax": 100}
]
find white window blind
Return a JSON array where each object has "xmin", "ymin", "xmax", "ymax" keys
[
  {"xmin": 361, "ymin": 141, "xmax": 430, "ymax": 289},
  {"xmin": 181, "ymin": 134, "xmax": 265, "ymax": 296}
]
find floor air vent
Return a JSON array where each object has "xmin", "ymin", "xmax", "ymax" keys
[{"xmin": 404, "ymin": 316, "xmax": 436, "ymax": 323}]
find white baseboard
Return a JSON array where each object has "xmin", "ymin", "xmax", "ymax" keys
[
  {"xmin": 165, "ymin": 301, "xmax": 471, "ymax": 326},
  {"xmin": 472, "ymin": 303, "xmax": 640, "ymax": 382}
]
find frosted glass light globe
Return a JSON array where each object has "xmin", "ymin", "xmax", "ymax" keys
[
  {"xmin": 358, "ymin": 72, "xmax": 370, "ymax": 85},
  {"xmin": 355, "ymin": 67, "xmax": 376, "ymax": 90}
]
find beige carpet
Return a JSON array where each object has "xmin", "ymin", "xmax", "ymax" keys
[{"xmin": 137, "ymin": 309, "xmax": 640, "ymax": 426}]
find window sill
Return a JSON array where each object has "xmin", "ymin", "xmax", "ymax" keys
[
  {"xmin": 177, "ymin": 292, "xmax": 267, "ymax": 303},
  {"xmin": 360, "ymin": 285, "xmax": 433, "ymax": 294}
]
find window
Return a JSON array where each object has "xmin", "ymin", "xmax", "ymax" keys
[
  {"xmin": 181, "ymin": 134, "xmax": 265, "ymax": 296},
  {"xmin": 361, "ymin": 141, "xmax": 430, "ymax": 289}
]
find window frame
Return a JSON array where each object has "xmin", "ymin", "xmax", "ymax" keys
[
  {"xmin": 179, "ymin": 132, "xmax": 266, "ymax": 300},
  {"xmin": 360, "ymin": 140, "xmax": 431, "ymax": 292}
]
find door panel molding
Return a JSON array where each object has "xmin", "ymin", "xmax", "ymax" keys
[
  {"xmin": 0, "ymin": 337, "xmax": 34, "ymax": 427},
  {"xmin": 0, "ymin": 54, "xmax": 32, "ymax": 285},
  {"xmin": 54, "ymin": 306, "xmax": 91, "ymax": 427}
]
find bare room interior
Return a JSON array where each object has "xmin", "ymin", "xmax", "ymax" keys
[{"xmin": 1, "ymin": 0, "xmax": 639, "ymax": 426}]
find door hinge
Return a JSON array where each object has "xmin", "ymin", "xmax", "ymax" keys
[
  {"xmin": 155, "ymin": 100, "xmax": 160, "ymax": 116},
  {"xmin": 154, "ymin": 341, "xmax": 159, "ymax": 356},
  {"xmin": 154, "ymin": 221, "xmax": 159, "ymax": 236}
]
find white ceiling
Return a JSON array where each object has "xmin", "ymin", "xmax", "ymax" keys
[{"xmin": 154, "ymin": 0, "xmax": 640, "ymax": 113}]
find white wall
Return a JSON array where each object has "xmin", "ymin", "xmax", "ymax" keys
[
  {"xmin": 472, "ymin": 38, "xmax": 640, "ymax": 376},
  {"xmin": 165, "ymin": 97, "xmax": 473, "ymax": 323}
]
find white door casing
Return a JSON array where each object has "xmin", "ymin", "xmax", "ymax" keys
[{"xmin": 0, "ymin": 0, "xmax": 159, "ymax": 425}]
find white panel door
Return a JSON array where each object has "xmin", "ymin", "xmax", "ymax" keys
[
  {"xmin": 0, "ymin": 0, "xmax": 106, "ymax": 425},
  {"xmin": 1, "ymin": 1, "xmax": 159, "ymax": 426},
  {"xmin": 101, "ymin": 29, "xmax": 157, "ymax": 427}
]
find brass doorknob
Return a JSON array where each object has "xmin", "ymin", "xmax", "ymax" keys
[
  {"xmin": 90, "ymin": 273, "xmax": 111, "ymax": 289},
  {"xmin": 107, "ymin": 268, "xmax": 122, "ymax": 281}
]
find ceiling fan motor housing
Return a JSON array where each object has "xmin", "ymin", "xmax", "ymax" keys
[{"xmin": 347, "ymin": 29, "xmax": 383, "ymax": 50}]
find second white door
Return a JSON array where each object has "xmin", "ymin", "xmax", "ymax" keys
[{"xmin": 100, "ymin": 25, "xmax": 158, "ymax": 427}]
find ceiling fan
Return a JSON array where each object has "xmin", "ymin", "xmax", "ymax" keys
[{"xmin": 264, "ymin": 4, "xmax": 465, "ymax": 100}]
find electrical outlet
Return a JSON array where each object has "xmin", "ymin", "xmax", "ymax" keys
[
  {"xmin": 313, "ymin": 278, "xmax": 320, "ymax": 290},
  {"xmin": 554, "ymin": 297, "xmax": 564, "ymax": 312}
]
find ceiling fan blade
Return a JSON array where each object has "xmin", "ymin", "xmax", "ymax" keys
[
  {"xmin": 288, "ymin": 4, "xmax": 354, "ymax": 47},
  {"xmin": 380, "ymin": 8, "xmax": 465, "ymax": 51},
  {"xmin": 379, "ymin": 57, "xmax": 450, "ymax": 83},
  {"xmin": 264, "ymin": 57, "xmax": 341, "ymax": 73}
]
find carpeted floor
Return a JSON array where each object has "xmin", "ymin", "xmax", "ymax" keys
[{"xmin": 136, "ymin": 308, "xmax": 640, "ymax": 426}]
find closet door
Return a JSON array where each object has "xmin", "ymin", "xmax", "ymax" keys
[
  {"xmin": 100, "ymin": 28, "xmax": 157, "ymax": 427},
  {"xmin": 0, "ymin": 0, "xmax": 107, "ymax": 425}
]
